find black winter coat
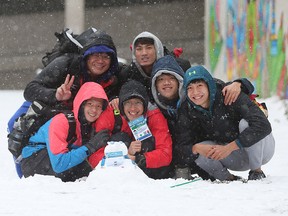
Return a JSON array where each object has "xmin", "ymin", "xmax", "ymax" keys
[
  {"xmin": 119, "ymin": 62, "xmax": 154, "ymax": 102},
  {"xmin": 174, "ymin": 83, "xmax": 272, "ymax": 166},
  {"xmin": 24, "ymin": 30, "xmax": 121, "ymax": 110},
  {"xmin": 24, "ymin": 54, "xmax": 121, "ymax": 109}
]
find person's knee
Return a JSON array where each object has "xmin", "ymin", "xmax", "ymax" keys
[{"xmin": 239, "ymin": 119, "xmax": 248, "ymax": 133}]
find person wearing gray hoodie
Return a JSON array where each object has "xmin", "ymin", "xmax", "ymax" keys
[{"xmin": 118, "ymin": 31, "xmax": 166, "ymax": 102}]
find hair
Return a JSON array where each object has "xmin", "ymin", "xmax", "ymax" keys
[
  {"xmin": 134, "ymin": 37, "xmax": 154, "ymax": 47},
  {"xmin": 189, "ymin": 78, "xmax": 205, "ymax": 85}
]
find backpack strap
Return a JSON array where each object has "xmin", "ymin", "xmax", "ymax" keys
[
  {"xmin": 112, "ymin": 109, "xmax": 122, "ymax": 134},
  {"xmin": 63, "ymin": 111, "xmax": 77, "ymax": 143},
  {"xmin": 249, "ymin": 94, "xmax": 268, "ymax": 117}
]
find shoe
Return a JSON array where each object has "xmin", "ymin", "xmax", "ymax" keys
[
  {"xmin": 174, "ymin": 166, "xmax": 193, "ymax": 180},
  {"xmin": 248, "ymin": 170, "xmax": 266, "ymax": 180},
  {"xmin": 190, "ymin": 164, "xmax": 216, "ymax": 181},
  {"xmin": 227, "ymin": 174, "xmax": 243, "ymax": 181}
]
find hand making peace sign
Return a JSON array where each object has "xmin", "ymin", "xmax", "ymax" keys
[{"xmin": 55, "ymin": 74, "xmax": 75, "ymax": 101}]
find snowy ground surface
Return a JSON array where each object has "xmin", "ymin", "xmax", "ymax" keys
[{"xmin": 0, "ymin": 90, "xmax": 288, "ymax": 216}]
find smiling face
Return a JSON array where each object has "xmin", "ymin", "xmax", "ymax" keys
[
  {"xmin": 156, "ymin": 73, "xmax": 179, "ymax": 100},
  {"xmin": 187, "ymin": 80, "xmax": 210, "ymax": 109},
  {"xmin": 86, "ymin": 53, "xmax": 111, "ymax": 77},
  {"xmin": 134, "ymin": 43, "xmax": 157, "ymax": 75},
  {"xmin": 84, "ymin": 98, "xmax": 104, "ymax": 123},
  {"xmin": 123, "ymin": 98, "xmax": 144, "ymax": 121}
]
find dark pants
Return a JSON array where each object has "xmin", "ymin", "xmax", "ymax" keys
[
  {"xmin": 21, "ymin": 148, "xmax": 93, "ymax": 182},
  {"xmin": 141, "ymin": 165, "xmax": 173, "ymax": 180}
]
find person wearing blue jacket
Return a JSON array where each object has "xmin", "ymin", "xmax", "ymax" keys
[
  {"xmin": 8, "ymin": 28, "xmax": 121, "ymax": 178},
  {"xmin": 21, "ymin": 82, "xmax": 110, "ymax": 182}
]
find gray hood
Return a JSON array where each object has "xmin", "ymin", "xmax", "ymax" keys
[
  {"xmin": 131, "ymin": 31, "xmax": 164, "ymax": 63},
  {"xmin": 151, "ymin": 55, "xmax": 185, "ymax": 111}
]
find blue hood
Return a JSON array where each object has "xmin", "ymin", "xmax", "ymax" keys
[
  {"xmin": 151, "ymin": 55, "xmax": 185, "ymax": 112},
  {"xmin": 183, "ymin": 65, "xmax": 216, "ymax": 115}
]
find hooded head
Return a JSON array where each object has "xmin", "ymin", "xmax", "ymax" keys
[
  {"xmin": 81, "ymin": 30, "xmax": 118, "ymax": 82},
  {"xmin": 73, "ymin": 82, "xmax": 108, "ymax": 123},
  {"xmin": 131, "ymin": 31, "xmax": 164, "ymax": 63},
  {"xmin": 151, "ymin": 55, "xmax": 185, "ymax": 111},
  {"xmin": 119, "ymin": 80, "xmax": 149, "ymax": 120},
  {"xmin": 183, "ymin": 65, "xmax": 216, "ymax": 113}
]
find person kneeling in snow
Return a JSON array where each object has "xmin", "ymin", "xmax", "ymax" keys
[
  {"xmin": 94, "ymin": 80, "xmax": 173, "ymax": 179},
  {"xmin": 21, "ymin": 82, "xmax": 110, "ymax": 182},
  {"xmin": 175, "ymin": 65, "xmax": 275, "ymax": 181}
]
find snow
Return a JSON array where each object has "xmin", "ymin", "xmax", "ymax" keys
[{"xmin": 0, "ymin": 90, "xmax": 288, "ymax": 216}]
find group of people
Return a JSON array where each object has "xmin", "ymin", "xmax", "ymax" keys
[{"xmin": 7, "ymin": 27, "xmax": 275, "ymax": 182}]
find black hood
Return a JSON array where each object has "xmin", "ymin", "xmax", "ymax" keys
[
  {"xmin": 80, "ymin": 30, "xmax": 118, "ymax": 83},
  {"xmin": 119, "ymin": 80, "xmax": 149, "ymax": 119}
]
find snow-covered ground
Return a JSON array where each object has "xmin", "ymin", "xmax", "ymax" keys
[{"xmin": 0, "ymin": 90, "xmax": 287, "ymax": 216}]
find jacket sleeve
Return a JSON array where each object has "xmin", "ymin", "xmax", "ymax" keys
[
  {"xmin": 88, "ymin": 147, "xmax": 105, "ymax": 168},
  {"xmin": 232, "ymin": 92, "xmax": 272, "ymax": 148},
  {"xmin": 95, "ymin": 107, "xmax": 132, "ymax": 136},
  {"xmin": 95, "ymin": 107, "xmax": 116, "ymax": 133},
  {"xmin": 143, "ymin": 109, "xmax": 172, "ymax": 168},
  {"xmin": 47, "ymin": 114, "xmax": 88, "ymax": 173},
  {"xmin": 23, "ymin": 55, "xmax": 73, "ymax": 105},
  {"xmin": 230, "ymin": 78, "xmax": 255, "ymax": 95},
  {"xmin": 215, "ymin": 77, "xmax": 254, "ymax": 95}
]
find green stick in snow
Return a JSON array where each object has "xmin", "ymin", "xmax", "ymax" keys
[{"xmin": 170, "ymin": 177, "xmax": 202, "ymax": 188}]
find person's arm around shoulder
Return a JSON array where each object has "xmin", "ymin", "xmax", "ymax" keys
[{"xmin": 222, "ymin": 78, "xmax": 254, "ymax": 105}]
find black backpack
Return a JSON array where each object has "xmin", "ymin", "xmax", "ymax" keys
[
  {"xmin": 41, "ymin": 27, "xmax": 97, "ymax": 67},
  {"xmin": 8, "ymin": 101, "xmax": 76, "ymax": 159},
  {"xmin": 8, "ymin": 28, "xmax": 99, "ymax": 160}
]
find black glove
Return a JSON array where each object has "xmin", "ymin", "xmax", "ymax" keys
[
  {"xmin": 109, "ymin": 131, "xmax": 132, "ymax": 148},
  {"xmin": 135, "ymin": 154, "xmax": 147, "ymax": 169},
  {"xmin": 141, "ymin": 136, "xmax": 155, "ymax": 153},
  {"xmin": 84, "ymin": 129, "xmax": 110, "ymax": 155}
]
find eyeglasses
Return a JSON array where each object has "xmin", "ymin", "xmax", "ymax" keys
[
  {"xmin": 123, "ymin": 100, "xmax": 143, "ymax": 108},
  {"xmin": 91, "ymin": 53, "xmax": 111, "ymax": 61}
]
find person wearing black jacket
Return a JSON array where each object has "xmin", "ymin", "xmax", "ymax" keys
[
  {"xmin": 24, "ymin": 29, "xmax": 121, "ymax": 109},
  {"xmin": 174, "ymin": 65, "xmax": 275, "ymax": 181},
  {"xmin": 109, "ymin": 31, "xmax": 191, "ymax": 109}
]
